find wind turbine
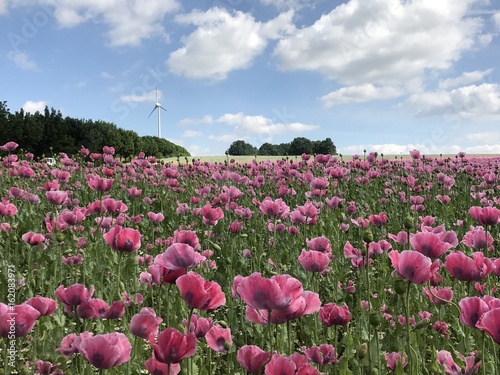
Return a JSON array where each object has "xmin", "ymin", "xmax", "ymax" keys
[{"xmin": 147, "ymin": 87, "xmax": 167, "ymax": 138}]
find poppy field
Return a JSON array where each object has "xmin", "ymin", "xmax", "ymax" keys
[{"xmin": 1, "ymin": 141, "xmax": 500, "ymax": 375}]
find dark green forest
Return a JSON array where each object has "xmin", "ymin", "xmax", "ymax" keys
[
  {"xmin": 0, "ymin": 101, "xmax": 190, "ymax": 159},
  {"xmin": 226, "ymin": 137, "xmax": 337, "ymax": 156}
]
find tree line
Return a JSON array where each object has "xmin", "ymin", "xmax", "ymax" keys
[
  {"xmin": 0, "ymin": 101, "xmax": 190, "ymax": 159},
  {"xmin": 226, "ymin": 137, "xmax": 337, "ymax": 156}
]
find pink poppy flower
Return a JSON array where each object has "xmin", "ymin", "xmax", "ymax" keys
[
  {"xmin": 258, "ymin": 197, "xmax": 290, "ymax": 219},
  {"xmin": 86, "ymin": 175, "xmax": 114, "ymax": 192},
  {"xmin": 423, "ymin": 287, "xmax": 453, "ymax": 305},
  {"xmin": 0, "ymin": 202, "xmax": 18, "ymax": 216},
  {"xmin": 205, "ymin": 325, "xmax": 232, "ymax": 353},
  {"xmin": 148, "ymin": 262, "xmax": 187, "ymax": 286},
  {"xmin": 45, "ymin": 190, "xmax": 69, "ymax": 205},
  {"xmin": 306, "ymin": 236, "xmax": 332, "ymax": 253},
  {"xmin": 148, "ymin": 212, "xmax": 165, "ymax": 223},
  {"xmin": 319, "ymin": 303, "xmax": 352, "ymax": 327},
  {"xmin": 369, "ymin": 212, "xmax": 388, "ymax": 227},
  {"xmin": 264, "ymin": 354, "xmax": 296, "ymax": 375},
  {"xmin": 0, "ymin": 141, "xmax": 19, "ymax": 151},
  {"xmin": 200, "ymin": 203, "xmax": 224, "ymax": 226},
  {"xmin": 462, "ymin": 226, "xmax": 494, "ymax": 251},
  {"xmin": 130, "ymin": 307, "xmax": 163, "ymax": 340},
  {"xmin": 388, "ymin": 250, "xmax": 438, "ymax": 284},
  {"xmin": 302, "ymin": 344, "xmax": 341, "ymax": 365},
  {"xmin": 298, "ymin": 250, "xmax": 332, "ymax": 273},
  {"xmin": 21, "ymin": 231, "xmax": 46, "ymax": 247},
  {"xmin": 410, "ymin": 231, "xmax": 453, "ymax": 258},
  {"xmin": 56, "ymin": 332, "xmax": 93, "ymax": 358},
  {"xmin": 150, "ymin": 327, "xmax": 197, "ymax": 364},
  {"xmin": 103, "ymin": 225, "xmax": 141, "ymax": 252},
  {"xmin": 157, "ymin": 243, "xmax": 205, "ymax": 270},
  {"xmin": 444, "ymin": 251, "xmax": 494, "ymax": 281},
  {"xmin": 458, "ymin": 297, "xmax": 490, "ymax": 328},
  {"xmin": 34, "ymin": 359, "xmax": 62, "ymax": 375},
  {"xmin": 183, "ymin": 314, "xmax": 213, "ymax": 339},
  {"xmin": 384, "ymin": 352, "xmax": 408, "ymax": 371},
  {"xmin": 469, "ymin": 206, "xmax": 500, "ymax": 226},
  {"xmin": 144, "ymin": 357, "xmax": 181, "ymax": 375},
  {"xmin": 236, "ymin": 272, "xmax": 304, "ymax": 314},
  {"xmin": 0, "ymin": 303, "xmax": 40, "ymax": 338},
  {"xmin": 176, "ymin": 271, "xmax": 226, "ymax": 311},
  {"xmin": 476, "ymin": 307, "xmax": 500, "ymax": 344},
  {"xmin": 437, "ymin": 350, "xmax": 481, "ymax": 374},
  {"xmin": 237, "ymin": 345, "xmax": 270, "ymax": 374},
  {"xmin": 23, "ymin": 296, "xmax": 57, "ymax": 316},
  {"xmin": 79, "ymin": 332, "xmax": 131, "ymax": 369},
  {"xmin": 55, "ymin": 283, "xmax": 94, "ymax": 306}
]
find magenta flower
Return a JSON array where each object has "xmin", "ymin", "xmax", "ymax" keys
[
  {"xmin": 237, "ymin": 345, "xmax": 270, "ymax": 374},
  {"xmin": 388, "ymin": 250, "xmax": 438, "ymax": 284},
  {"xmin": 319, "ymin": 303, "xmax": 352, "ymax": 327},
  {"xmin": 0, "ymin": 303, "xmax": 40, "ymax": 338},
  {"xmin": 183, "ymin": 314, "xmax": 213, "ymax": 339},
  {"xmin": 458, "ymin": 297, "xmax": 490, "ymax": 329},
  {"xmin": 144, "ymin": 357, "xmax": 181, "ymax": 375},
  {"xmin": 45, "ymin": 190, "xmax": 69, "ymax": 205},
  {"xmin": 34, "ymin": 359, "xmax": 62, "ymax": 375},
  {"xmin": 384, "ymin": 352, "xmax": 408, "ymax": 371},
  {"xmin": 258, "ymin": 197, "xmax": 290, "ymax": 219},
  {"xmin": 176, "ymin": 271, "xmax": 226, "ymax": 311},
  {"xmin": 79, "ymin": 332, "xmax": 131, "ymax": 369},
  {"xmin": 462, "ymin": 226, "xmax": 494, "ymax": 251},
  {"xmin": 437, "ymin": 350, "xmax": 481, "ymax": 375},
  {"xmin": 205, "ymin": 325, "xmax": 232, "ymax": 353},
  {"xmin": 369, "ymin": 212, "xmax": 388, "ymax": 227},
  {"xmin": 410, "ymin": 231, "xmax": 453, "ymax": 258},
  {"xmin": 55, "ymin": 283, "xmax": 94, "ymax": 306},
  {"xmin": 103, "ymin": 225, "xmax": 141, "ymax": 252},
  {"xmin": 444, "ymin": 251, "xmax": 494, "ymax": 281},
  {"xmin": 302, "ymin": 344, "xmax": 341, "ymax": 365},
  {"xmin": 23, "ymin": 296, "xmax": 57, "ymax": 316},
  {"xmin": 150, "ymin": 327, "xmax": 197, "ymax": 364},
  {"xmin": 0, "ymin": 141, "xmax": 19, "ymax": 151},
  {"xmin": 476, "ymin": 307, "xmax": 500, "ymax": 344},
  {"xmin": 0, "ymin": 202, "xmax": 18, "ymax": 216},
  {"xmin": 56, "ymin": 332, "xmax": 93, "ymax": 358},
  {"xmin": 199, "ymin": 203, "xmax": 224, "ymax": 226},
  {"xmin": 469, "ymin": 206, "xmax": 500, "ymax": 226},
  {"xmin": 236, "ymin": 272, "xmax": 304, "ymax": 314},
  {"xmin": 306, "ymin": 236, "xmax": 332, "ymax": 252},
  {"xmin": 130, "ymin": 307, "xmax": 163, "ymax": 340},
  {"xmin": 21, "ymin": 231, "xmax": 46, "ymax": 247},
  {"xmin": 157, "ymin": 243, "xmax": 205, "ymax": 270},
  {"xmin": 86, "ymin": 175, "xmax": 114, "ymax": 192},
  {"xmin": 423, "ymin": 287, "xmax": 453, "ymax": 305},
  {"xmin": 298, "ymin": 250, "xmax": 332, "ymax": 273}
]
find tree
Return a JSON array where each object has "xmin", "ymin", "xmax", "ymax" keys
[
  {"xmin": 258, "ymin": 142, "xmax": 279, "ymax": 155},
  {"xmin": 226, "ymin": 140, "xmax": 258, "ymax": 156},
  {"xmin": 289, "ymin": 137, "xmax": 313, "ymax": 155},
  {"xmin": 313, "ymin": 138, "xmax": 337, "ymax": 155}
]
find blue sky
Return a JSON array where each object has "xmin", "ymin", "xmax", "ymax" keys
[{"xmin": 2, "ymin": 0, "xmax": 500, "ymax": 156}]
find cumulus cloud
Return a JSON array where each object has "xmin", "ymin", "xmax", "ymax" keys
[
  {"xmin": 38, "ymin": 0, "xmax": 179, "ymax": 46},
  {"xmin": 182, "ymin": 130, "xmax": 203, "ymax": 138},
  {"xmin": 179, "ymin": 115, "xmax": 214, "ymax": 126},
  {"xmin": 321, "ymin": 84, "xmax": 402, "ymax": 106},
  {"xmin": 438, "ymin": 69, "xmax": 493, "ymax": 90},
  {"xmin": 0, "ymin": 0, "xmax": 7, "ymax": 15},
  {"xmin": 273, "ymin": 0, "xmax": 486, "ymax": 86},
  {"xmin": 464, "ymin": 131, "xmax": 500, "ymax": 143},
  {"xmin": 402, "ymin": 83, "xmax": 500, "ymax": 120},
  {"xmin": 168, "ymin": 7, "xmax": 295, "ymax": 80},
  {"xmin": 7, "ymin": 50, "xmax": 37, "ymax": 70},
  {"xmin": 22, "ymin": 100, "xmax": 47, "ymax": 113},
  {"xmin": 494, "ymin": 12, "xmax": 500, "ymax": 29},
  {"xmin": 120, "ymin": 90, "xmax": 159, "ymax": 103}
]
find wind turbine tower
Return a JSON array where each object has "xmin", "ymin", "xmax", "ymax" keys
[{"xmin": 147, "ymin": 87, "xmax": 167, "ymax": 138}]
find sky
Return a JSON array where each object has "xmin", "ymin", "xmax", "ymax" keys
[{"xmin": 1, "ymin": 0, "xmax": 500, "ymax": 157}]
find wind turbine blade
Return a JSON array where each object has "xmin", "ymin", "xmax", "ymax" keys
[
  {"xmin": 147, "ymin": 107, "xmax": 157, "ymax": 118},
  {"xmin": 159, "ymin": 105, "xmax": 167, "ymax": 112}
]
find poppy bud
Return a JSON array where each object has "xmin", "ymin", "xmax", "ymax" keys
[
  {"xmin": 414, "ymin": 318, "xmax": 430, "ymax": 330},
  {"xmin": 357, "ymin": 343, "xmax": 368, "ymax": 359},
  {"xmin": 56, "ymin": 233, "xmax": 65, "ymax": 242},
  {"xmin": 369, "ymin": 312, "xmax": 381, "ymax": 326},
  {"xmin": 394, "ymin": 279, "xmax": 407, "ymax": 295},
  {"xmin": 370, "ymin": 369, "xmax": 379, "ymax": 375},
  {"xmin": 403, "ymin": 216, "xmax": 413, "ymax": 229},
  {"xmin": 363, "ymin": 229, "xmax": 374, "ymax": 243}
]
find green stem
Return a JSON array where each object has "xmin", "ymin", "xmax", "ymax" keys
[
  {"xmin": 405, "ymin": 280, "xmax": 413, "ymax": 375},
  {"xmin": 117, "ymin": 252, "xmax": 124, "ymax": 300}
]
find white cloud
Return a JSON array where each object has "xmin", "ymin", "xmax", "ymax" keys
[
  {"xmin": 101, "ymin": 71, "xmax": 114, "ymax": 79},
  {"xmin": 39, "ymin": 0, "xmax": 180, "ymax": 46},
  {"xmin": 438, "ymin": 69, "xmax": 493, "ymax": 89},
  {"xmin": 338, "ymin": 143, "xmax": 465, "ymax": 156},
  {"xmin": 260, "ymin": 0, "xmax": 313, "ymax": 10},
  {"xmin": 7, "ymin": 50, "xmax": 37, "ymax": 70},
  {"xmin": 179, "ymin": 115, "xmax": 214, "ymax": 126},
  {"xmin": 494, "ymin": 12, "xmax": 500, "ymax": 29},
  {"xmin": 168, "ymin": 8, "xmax": 294, "ymax": 80},
  {"xmin": 22, "ymin": 100, "xmax": 47, "ymax": 113},
  {"xmin": 120, "ymin": 90, "xmax": 159, "ymax": 103},
  {"xmin": 0, "ymin": 0, "xmax": 7, "ymax": 15},
  {"xmin": 273, "ymin": 0, "xmax": 486, "ymax": 86},
  {"xmin": 322, "ymin": 84, "xmax": 402, "ymax": 106},
  {"xmin": 182, "ymin": 130, "xmax": 202, "ymax": 138},
  {"xmin": 402, "ymin": 83, "xmax": 500, "ymax": 120},
  {"xmin": 464, "ymin": 131, "xmax": 500, "ymax": 143}
]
